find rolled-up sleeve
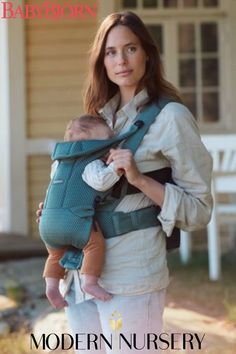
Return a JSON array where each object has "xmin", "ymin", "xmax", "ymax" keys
[{"xmin": 157, "ymin": 104, "xmax": 213, "ymax": 236}]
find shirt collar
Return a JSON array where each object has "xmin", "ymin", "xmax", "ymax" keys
[{"xmin": 99, "ymin": 88, "xmax": 149, "ymax": 129}]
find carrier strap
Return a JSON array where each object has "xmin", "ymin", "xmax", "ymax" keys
[
  {"xmin": 52, "ymin": 122, "xmax": 140, "ymax": 161},
  {"xmin": 121, "ymin": 98, "xmax": 171, "ymax": 154},
  {"xmin": 95, "ymin": 205, "xmax": 161, "ymax": 239},
  {"xmin": 95, "ymin": 167, "xmax": 180, "ymax": 249},
  {"xmin": 52, "ymin": 99, "xmax": 170, "ymax": 161},
  {"xmin": 95, "ymin": 100, "xmax": 172, "ymax": 211}
]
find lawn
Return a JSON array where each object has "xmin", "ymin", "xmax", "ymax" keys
[
  {"xmin": 166, "ymin": 250, "xmax": 236, "ymax": 322},
  {"xmin": 0, "ymin": 250, "xmax": 235, "ymax": 354}
]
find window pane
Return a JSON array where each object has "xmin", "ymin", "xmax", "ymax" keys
[
  {"xmin": 202, "ymin": 59, "xmax": 219, "ymax": 86},
  {"xmin": 147, "ymin": 25, "xmax": 163, "ymax": 54},
  {"xmin": 182, "ymin": 93, "xmax": 197, "ymax": 118},
  {"xmin": 203, "ymin": 92, "xmax": 219, "ymax": 122},
  {"xmin": 178, "ymin": 24, "xmax": 195, "ymax": 53},
  {"xmin": 201, "ymin": 23, "xmax": 218, "ymax": 52},
  {"xmin": 179, "ymin": 59, "xmax": 196, "ymax": 87},
  {"xmin": 143, "ymin": 0, "xmax": 158, "ymax": 7},
  {"xmin": 163, "ymin": 0, "xmax": 177, "ymax": 7},
  {"xmin": 183, "ymin": 0, "xmax": 198, "ymax": 7},
  {"xmin": 203, "ymin": 0, "xmax": 218, "ymax": 7},
  {"xmin": 122, "ymin": 0, "xmax": 137, "ymax": 8}
]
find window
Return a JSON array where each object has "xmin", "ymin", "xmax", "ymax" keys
[
  {"xmin": 119, "ymin": 0, "xmax": 228, "ymax": 127},
  {"xmin": 178, "ymin": 22, "xmax": 220, "ymax": 122},
  {"xmin": 146, "ymin": 25, "xmax": 163, "ymax": 54},
  {"xmin": 122, "ymin": 0, "xmax": 219, "ymax": 9}
]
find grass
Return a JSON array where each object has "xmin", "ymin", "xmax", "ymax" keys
[
  {"xmin": 167, "ymin": 250, "xmax": 236, "ymax": 323},
  {"xmin": 0, "ymin": 332, "xmax": 75, "ymax": 354},
  {"xmin": 0, "ymin": 332, "xmax": 29, "ymax": 354}
]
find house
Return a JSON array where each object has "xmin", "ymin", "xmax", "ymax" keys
[{"xmin": 0, "ymin": 0, "xmax": 235, "ymax": 242}]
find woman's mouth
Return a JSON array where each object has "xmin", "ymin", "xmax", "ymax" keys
[{"xmin": 116, "ymin": 70, "xmax": 132, "ymax": 77}]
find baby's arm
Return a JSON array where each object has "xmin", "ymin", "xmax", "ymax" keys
[{"xmin": 82, "ymin": 160, "xmax": 121, "ymax": 192}]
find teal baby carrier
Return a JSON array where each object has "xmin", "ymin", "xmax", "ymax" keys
[{"xmin": 39, "ymin": 100, "xmax": 180, "ymax": 269}]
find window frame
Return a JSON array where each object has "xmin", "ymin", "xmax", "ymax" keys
[{"xmin": 118, "ymin": 0, "xmax": 229, "ymax": 13}]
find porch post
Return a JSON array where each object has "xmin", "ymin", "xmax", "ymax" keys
[{"xmin": 0, "ymin": 12, "xmax": 28, "ymax": 234}]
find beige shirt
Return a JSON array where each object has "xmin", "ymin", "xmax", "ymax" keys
[{"xmin": 60, "ymin": 88, "xmax": 213, "ymax": 302}]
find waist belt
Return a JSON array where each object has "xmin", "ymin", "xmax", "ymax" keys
[{"xmin": 95, "ymin": 205, "xmax": 161, "ymax": 239}]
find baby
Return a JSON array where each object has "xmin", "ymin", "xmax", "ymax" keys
[{"xmin": 43, "ymin": 115, "xmax": 122, "ymax": 308}]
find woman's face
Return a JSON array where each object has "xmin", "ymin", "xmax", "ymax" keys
[{"xmin": 104, "ymin": 25, "xmax": 147, "ymax": 96}]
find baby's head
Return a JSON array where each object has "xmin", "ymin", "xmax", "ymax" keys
[{"xmin": 64, "ymin": 115, "xmax": 114, "ymax": 142}]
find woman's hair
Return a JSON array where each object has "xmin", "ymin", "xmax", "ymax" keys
[{"xmin": 84, "ymin": 11, "xmax": 182, "ymax": 115}]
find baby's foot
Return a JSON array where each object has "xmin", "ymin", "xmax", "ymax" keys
[
  {"xmin": 82, "ymin": 283, "xmax": 112, "ymax": 301},
  {"xmin": 46, "ymin": 286, "xmax": 68, "ymax": 309}
]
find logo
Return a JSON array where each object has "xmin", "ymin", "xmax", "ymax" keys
[
  {"xmin": 30, "ymin": 310, "xmax": 206, "ymax": 352},
  {"xmin": 109, "ymin": 310, "xmax": 123, "ymax": 331},
  {"xmin": 109, "ymin": 311, "xmax": 123, "ymax": 352},
  {"xmin": 0, "ymin": 1, "xmax": 98, "ymax": 20}
]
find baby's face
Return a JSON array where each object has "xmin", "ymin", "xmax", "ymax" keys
[{"xmin": 65, "ymin": 121, "xmax": 113, "ymax": 142}]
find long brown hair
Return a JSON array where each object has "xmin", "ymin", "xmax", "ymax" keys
[{"xmin": 84, "ymin": 11, "xmax": 182, "ymax": 115}]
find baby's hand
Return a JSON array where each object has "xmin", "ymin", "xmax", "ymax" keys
[
  {"xmin": 46, "ymin": 285, "xmax": 68, "ymax": 309},
  {"xmin": 100, "ymin": 152, "xmax": 109, "ymax": 163}
]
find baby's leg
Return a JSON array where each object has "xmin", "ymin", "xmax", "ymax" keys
[
  {"xmin": 44, "ymin": 247, "xmax": 68, "ymax": 308},
  {"xmin": 43, "ymin": 246, "xmax": 66, "ymax": 278},
  {"xmin": 81, "ymin": 225, "xmax": 112, "ymax": 301},
  {"xmin": 45, "ymin": 277, "xmax": 68, "ymax": 309},
  {"xmin": 81, "ymin": 274, "xmax": 112, "ymax": 301}
]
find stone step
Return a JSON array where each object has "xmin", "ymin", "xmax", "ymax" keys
[{"xmin": 0, "ymin": 233, "xmax": 47, "ymax": 260}]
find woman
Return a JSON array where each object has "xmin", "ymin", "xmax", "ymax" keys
[{"xmin": 37, "ymin": 11, "xmax": 213, "ymax": 354}]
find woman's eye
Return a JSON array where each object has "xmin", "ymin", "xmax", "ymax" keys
[
  {"xmin": 127, "ymin": 46, "xmax": 136, "ymax": 53},
  {"xmin": 106, "ymin": 50, "xmax": 116, "ymax": 57}
]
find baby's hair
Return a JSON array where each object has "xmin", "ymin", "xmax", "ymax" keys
[
  {"xmin": 76, "ymin": 114, "xmax": 108, "ymax": 127},
  {"xmin": 64, "ymin": 114, "xmax": 110, "ymax": 140}
]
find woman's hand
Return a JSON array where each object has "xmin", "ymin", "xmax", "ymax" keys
[
  {"xmin": 36, "ymin": 202, "xmax": 44, "ymax": 223},
  {"xmin": 107, "ymin": 148, "xmax": 143, "ymax": 186},
  {"xmin": 107, "ymin": 148, "xmax": 165, "ymax": 207}
]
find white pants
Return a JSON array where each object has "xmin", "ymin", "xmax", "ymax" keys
[{"xmin": 65, "ymin": 286, "xmax": 166, "ymax": 354}]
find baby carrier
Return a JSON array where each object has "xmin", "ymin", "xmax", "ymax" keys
[{"xmin": 39, "ymin": 99, "xmax": 180, "ymax": 269}]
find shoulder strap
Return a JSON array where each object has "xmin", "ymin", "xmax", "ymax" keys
[
  {"xmin": 52, "ymin": 99, "xmax": 171, "ymax": 161},
  {"xmin": 121, "ymin": 98, "xmax": 171, "ymax": 154},
  {"xmin": 101, "ymin": 98, "xmax": 172, "ymax": 209},
  {"xmin": 52, "ymin": 121, "xmax": 142, "ymax": 161}
]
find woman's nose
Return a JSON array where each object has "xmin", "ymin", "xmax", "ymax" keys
[{"xmin": 117, "ymin": 51, "xmax": 127, "ymax": 65}]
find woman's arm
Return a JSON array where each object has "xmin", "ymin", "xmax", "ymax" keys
[{"xmin": 107, "ymin": 103, "xmax": 213, "ymax": 237}]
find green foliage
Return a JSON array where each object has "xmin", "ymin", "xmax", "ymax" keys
[{"xmin": 4, "ymin": 280, "xmax": 26, "ymax": 305}]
